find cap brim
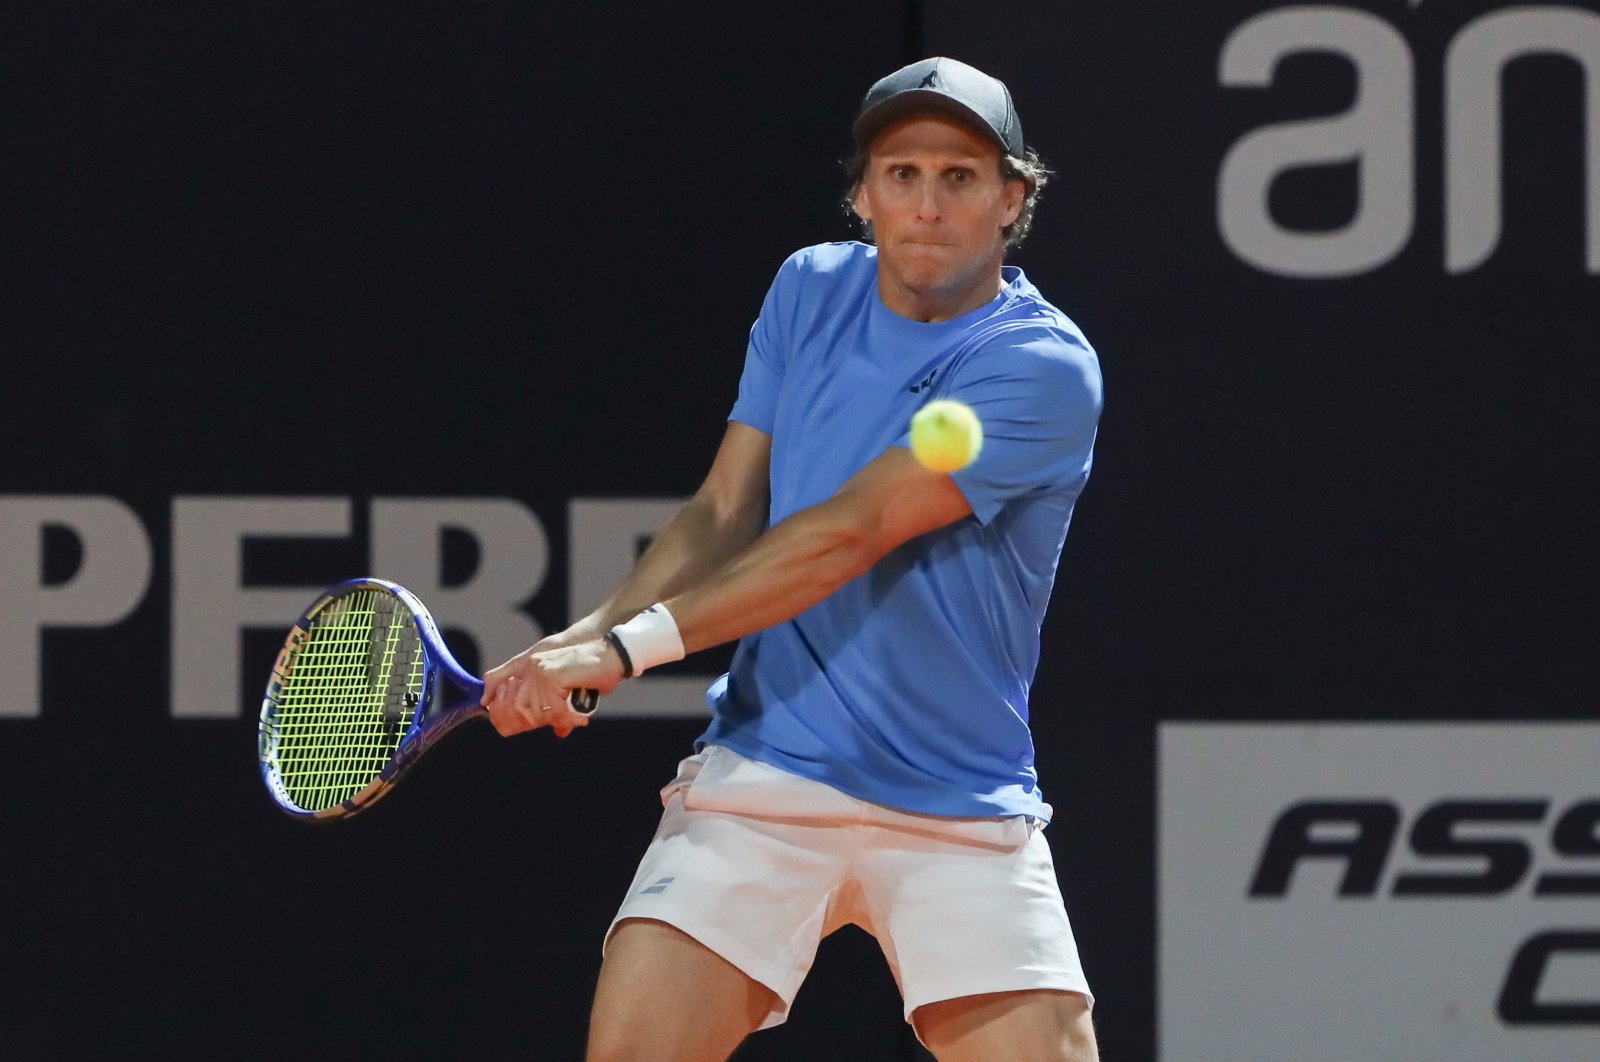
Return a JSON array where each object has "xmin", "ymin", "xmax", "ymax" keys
[{"xmin": 852, "ymin": 91, "xmax": 1012, "ymax": 155}]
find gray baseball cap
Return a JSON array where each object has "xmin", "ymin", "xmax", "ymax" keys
[{"xmin": 852, "ymin": 57, "xmax": 1024, "ymax": 157}]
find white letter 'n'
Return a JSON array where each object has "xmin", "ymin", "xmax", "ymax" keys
[{"xmin": 1446, "ymin": 7, "xmax": 1600, "ymax": 273}]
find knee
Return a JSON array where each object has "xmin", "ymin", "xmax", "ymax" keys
[{"xmin": 913, "ymin": 989, "xmax": 1097, "ymax": 1061}]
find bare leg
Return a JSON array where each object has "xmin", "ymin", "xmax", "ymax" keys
[
  {"xmin": 586, "ymin": 918, "xmax": 779, "ymax": 1062},
  {"xmin": 912, "ymin": 989, "xmax": 1097, "ymax": 1062}
]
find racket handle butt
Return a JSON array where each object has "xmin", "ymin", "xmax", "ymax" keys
[{"xmin": 570, "ymin": 688, "xmax": 600, "ymax": 715}]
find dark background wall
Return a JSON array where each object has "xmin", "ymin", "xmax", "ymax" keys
[{"xmin": 4, "ymin": 2, "xmax": 1596, "ymax": 1059}]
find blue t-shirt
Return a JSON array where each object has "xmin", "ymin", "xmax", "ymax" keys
[{"xmin": 698, "ymin": 241, "xmax": 1102, "ymax": 820}]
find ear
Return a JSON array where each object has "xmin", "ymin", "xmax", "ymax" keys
[
  {"xmin": 852, "ymin": 181, "xmax": 874, "ymax": 223},
  {"xmin": 999, "ymin": 177, "xmax": 1025, "ymax": 228}
]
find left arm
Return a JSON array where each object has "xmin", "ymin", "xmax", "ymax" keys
[
  {"xmin": 497, "ymin": 447, "xmax": 971, "ymax": 727},
  {"xmin": 666, "ymin": 447, "xmax": 969, "ymax": 653}
]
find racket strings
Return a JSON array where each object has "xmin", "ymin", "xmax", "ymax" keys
[{"xmin": 263, "ymin": 589, "xmax": 426, "ymax": 811}]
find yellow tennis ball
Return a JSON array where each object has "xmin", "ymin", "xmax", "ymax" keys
[{"xmin": 909, "ymin": 399, "xmax": 983, "ymax": 472}]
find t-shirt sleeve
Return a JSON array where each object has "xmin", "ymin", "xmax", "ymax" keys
[
  {"xmin": 906, "ymin": 328, "xmax": 1103, "ymax": 524},
  {"xmin": 728, "ymin": 254, "xmax": 801, "ymax": 434}
]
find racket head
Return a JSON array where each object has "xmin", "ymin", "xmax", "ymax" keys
[{"xmin": 258, "ymin": 578, "xmax": 478, "ymax": 821}]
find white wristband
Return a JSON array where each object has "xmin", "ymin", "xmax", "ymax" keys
[{"xmin": 609, "ymin": 604, "xmax": 685, "ymax": 676}]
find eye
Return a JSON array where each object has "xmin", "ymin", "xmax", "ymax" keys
[
  {"xmin": 948, "ymin": 168, "xmax": 974, "ymax": 184},
  {"xmin": 891, "ymin": 165, "xmax": 915, "ymax": 181}
]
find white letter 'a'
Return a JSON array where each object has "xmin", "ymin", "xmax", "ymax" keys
[
  {"xmin": 1447, "ymin": 7, "xmax": 1600, "ymax": 273},
  {"xmin": 1219, "ymin": 7, "xmax": 1414, "ymax": 277}
]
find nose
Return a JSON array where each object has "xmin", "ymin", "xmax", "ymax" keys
[{"xmin": 914, "ymin": 177, "xmax": 942, "ymax": 221}]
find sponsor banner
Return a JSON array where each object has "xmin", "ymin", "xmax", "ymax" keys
[
  {"xmin": 1159, "ymin": 723, "xmax": 1600, "ymax": 1062},
  {"xmin": 0, "ymin": 493, "xmax": 712, "ymax": 719}
]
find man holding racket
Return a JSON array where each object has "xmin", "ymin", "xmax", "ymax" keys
[{"xmin": 484, "ymin": 57, "xmax": 1102, "ymax": 1062}]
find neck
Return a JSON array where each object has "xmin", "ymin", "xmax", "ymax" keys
[{"xmin": 876, "ymin": 260, "xmax": 1008, "ymax": 324}]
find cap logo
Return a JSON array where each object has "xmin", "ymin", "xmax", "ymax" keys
[{"xmin": 918, "ymin": 70, "xmax": 939, "ymax": 89}]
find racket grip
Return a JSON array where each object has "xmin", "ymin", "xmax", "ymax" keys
[{"xmin": 569, "ymin": 688, "xmax": 600, "ymax": 715}]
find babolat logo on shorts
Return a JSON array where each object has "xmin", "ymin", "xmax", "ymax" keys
[{"xmin": 1158, "ymin": 724, "xmax": 1600, "ymax": 1062}]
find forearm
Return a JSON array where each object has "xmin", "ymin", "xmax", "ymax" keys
[
  {"xmin": 664, "ymin": 501, "xmax": 876, "ymax": 654},
  {"xmin": 583, "ymin": 490, "xmax": 768, "ymax": 632},
  {"xmin": 515, "ymin": 449, "xmax": 969, "ymax": 707},
  {"xmin": 648, "ymin": 447, "xmax": 972, "ymax": 657}
]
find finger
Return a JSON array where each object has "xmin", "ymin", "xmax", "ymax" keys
[
  {"xmin": 553, "ymin": 711, "xmax": 593, "ymax": 738},
  {"xmin": 487, "ymin": 677, "xmax": 544, "ymax": 737},
  {"xmin": 481, "ymin": 662, "xmax": 518, "ymax": 707},
  {"xmin": 526, "ymin": 664, "xmax": 569, "ymax": 719},
  {"xmin": 548, "ymin": 702, "xmax": 593, "ymax": 738},
  {"xmin": 486, "ymin": 699, "xmax": 521, "ymax": 737},
  {"xmin": 514, "ymin": 675, "xmax": 554, "ymax": 726}
]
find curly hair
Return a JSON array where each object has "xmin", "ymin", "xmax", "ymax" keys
[{"xmin": 841, "ymin": 147, "xmax": 1052, "ymax": 250}]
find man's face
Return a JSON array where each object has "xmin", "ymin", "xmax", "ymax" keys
[{"xmin": 853, "ymin": 113, "xmax": 1025, "ymax": 311}]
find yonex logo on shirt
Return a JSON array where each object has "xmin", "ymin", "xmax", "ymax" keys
[{"xmin": 908, "ymin": 369, "xmax": 937, "ymax": 394}]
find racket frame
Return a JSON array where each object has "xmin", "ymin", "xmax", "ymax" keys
[{"xmin": 258, "ymin": 577, "xmax": 491, "ymax": 822}]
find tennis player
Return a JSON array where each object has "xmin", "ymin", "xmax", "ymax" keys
[{"xmin": 484, "ymin": 57, "xmax": 1103, "ymax": 1062}]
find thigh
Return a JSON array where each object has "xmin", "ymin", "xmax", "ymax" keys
[
  {"xmin": 603, "ymin": 793, "xmax": 852, "ymax": 1028},
  {"xmin": 913, "ymin": 989, "xmax": 1097, "ymax": 1062},
  {"xmin": 860, "ymin": 827, "xmax": 1093, "ymax": 1021},
  {"xmin": 586, "ymin": 918, "xmax": 777, "ymax": 1062}
]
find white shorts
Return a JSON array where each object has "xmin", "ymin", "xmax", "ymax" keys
[{"xmin": 604, "ymin": 746, "xmax": 1093, "ymax": 1031}]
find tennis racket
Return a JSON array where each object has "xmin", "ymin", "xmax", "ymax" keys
[{"xmin": 257, "ymin": 577, "xmax": 597, "ymax": 821}]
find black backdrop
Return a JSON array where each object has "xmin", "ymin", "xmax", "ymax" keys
[{"xmin": 5, "ymin": 2, "xmax": 1597, "ymax": 1059}]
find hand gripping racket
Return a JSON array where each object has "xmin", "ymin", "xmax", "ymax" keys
[{"xmin": 258, "ymin": 577, "xmax": 597, "ymax": 821}]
